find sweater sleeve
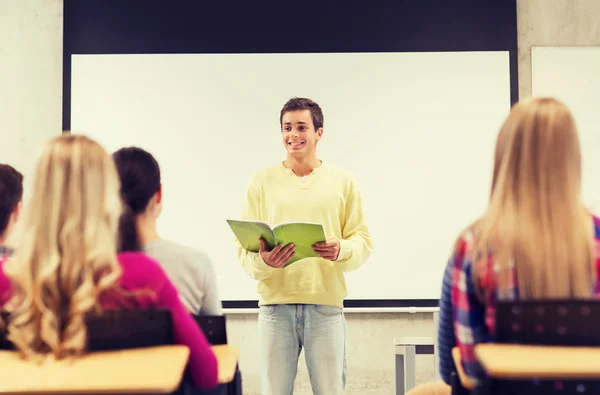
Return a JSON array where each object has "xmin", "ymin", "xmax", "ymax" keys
[
  {"xmin": 235, "ymin": 179, "xmax": 276, "ymax": 280},
  {"xmin": 451, "ymin": 240, "xmax": 490, "ymax": 384},
  {"xmin": 155, "ymin": 271, "xmax": 219, "ymax": 389},
  {"xmin": 335, "ymin": 176, "xmax": 373, "ymax": 272},
  {"xmin": 438, "ymin": 258, "xmax": 457, "ymax": 384},
  {"xmin": 0, "ymin": 259, "xmax": 13, "ymax": 307}
]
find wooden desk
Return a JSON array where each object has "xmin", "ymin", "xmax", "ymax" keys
[
  {"xmin": 0, "ymin": 344, "xmax": 240, "ymax": 393},
  {"xmin": 476, "ymin": 344, "xmax": 600, "ymax": 379},
  {"xmin": 0, "ymin": 345, "xmax": 189, "ymax": 394},
  {"xmin": 212, "ymin": 344, "xmax": 239, "ymax": 384}
]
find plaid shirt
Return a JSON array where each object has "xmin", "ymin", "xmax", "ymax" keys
[{"xmin": 449, "ymin": 215, "xmax": 600, "ymax": 384}]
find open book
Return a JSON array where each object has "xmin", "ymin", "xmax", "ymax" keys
[{"xmin": 227, "ymin": 219, "xmax": 326, "ymax": 267}]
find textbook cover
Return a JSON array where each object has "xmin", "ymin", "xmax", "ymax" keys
[{"xmin": 227, "ymin": 219, "xmax": 326, "ymax": 267}]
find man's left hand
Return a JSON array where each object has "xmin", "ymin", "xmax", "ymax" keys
[{"xmin": 313, "ymin": 238, "xmax": 341, "ymax": 261}]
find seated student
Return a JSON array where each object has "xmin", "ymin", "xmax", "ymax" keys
[
  {"xmin": 0, "ymin": 164, "xmax": 23, "ymax": 258},
  {"xmin": 0, "ymin": 135, "xmax": 218, "ymax": 389},
  {"xmin": 436, "ymin": 114, "xmax": 511, "ymax": 385},
  {"xmin": 112, "ymin": 146, "xmax": 221, "ymax": 316},
  {"xmin": 447, "ymin": 97, "xmax": 600, "ymax": 385}
]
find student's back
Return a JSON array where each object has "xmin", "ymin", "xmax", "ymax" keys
[
  {"xmin": 112, "ymin": 146, "xmax": 222, "ymax": 316},
  {"xmin": 144, "ymin": 239, "xmax": 221, "ymax": 315},
  {"xmin": 450, "ymin": 215, "xmax": 600, "ymax": 379},
  {"xmin": 446, "ymin": 98, "xmax": 600, "ymax": 385}
]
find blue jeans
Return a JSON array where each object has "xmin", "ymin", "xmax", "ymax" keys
[{"xmin": 258, "ymin": 304, "xmax": 347, "ymax": 395}]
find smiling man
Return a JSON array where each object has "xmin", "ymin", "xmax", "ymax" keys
[{"xmin": 236, "ymin": 97, "xmax": 373, "ymax": 395}]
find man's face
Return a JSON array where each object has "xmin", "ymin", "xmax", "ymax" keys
[{"xmin": 281, "ymin": 109, "xmax": 322, "ymax": 157}]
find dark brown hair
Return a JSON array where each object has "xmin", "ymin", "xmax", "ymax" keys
[
  {"xmin": 112, "ymin": 147, "xmax": 161, "ymax": 252},
  {"xmin": 0, "ymin": 164, "xmax": 23, "ymax": 235},
  {"xmin": 279, "ymin": 97, "xmax": 324, "ymax": 130}
]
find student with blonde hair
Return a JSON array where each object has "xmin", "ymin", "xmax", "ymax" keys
[
  {"xmin": 0, "ymin": 134, "xmax": 219, "ymax": 389},
  {"xmin": 408, "ymin": 97, "xmax": 600, "ymax": 395},
  {"xmin": 446, "ymin": 97, "xmax": 600, "ymax": 385}
]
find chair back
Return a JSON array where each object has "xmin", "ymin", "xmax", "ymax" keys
[
  {"xmin": 494, "ymin": 299, "xmax": 600, "ymax": 346},
  {"xmin": 0, "ymin": 309, "xmax": 174, "ymax": 351},
  {"xmin": 481, "ymin": 300, "xmax": 600, "ymax": 395},
  {"xmin": 193, "ymin": 314, "xmax": 227, "ymax": 345}
]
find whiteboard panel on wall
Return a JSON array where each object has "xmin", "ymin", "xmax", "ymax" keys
[
  {"xmin": 70, "ymin": 52, "xmax": 510, "ymax": 301},
  {"xmin": 532, "ymin": 47, "xmax": 600, "ymax": 215}
]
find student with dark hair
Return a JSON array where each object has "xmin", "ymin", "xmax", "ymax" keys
[
  {"xmin": 236, "ymin": 97, "xmax": 373, "ymax": 394},
  {"xmin": 0, "ymin": 164, "xmax": 23, "ymax": 257},
  {"xmin": 113, "ymin": 147, "xmax": 222, "ymax": 316}
]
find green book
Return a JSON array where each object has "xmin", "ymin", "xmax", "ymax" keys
[{"xmin": 227, "ymin": 219, "xmax": 326, "ymax": 267}]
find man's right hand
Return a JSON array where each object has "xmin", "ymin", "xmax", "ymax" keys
[{"xmin": 259, "ymin": 238, "xmax": 295, "ymax": 268}]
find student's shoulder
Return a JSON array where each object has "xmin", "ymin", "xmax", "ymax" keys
[
  {"xmin": 321, "ymin": 162, "xmax": 361, "ymax": 187},
  {"xmin": 244, "ymin": 164, "xmax": 286, "ymax": 193},
  {"xmin": 447, "ymin": 223, "xmax": 479, "ymax": 272},
  {"xmin": 117, "ymin": 251, "xmax": 170, "ymax": 288},
  {"xmin": 248, "ymin": 163, "xmax": 284, "ymax": 183},
  {"xmin": 322, "ymin": 162, "xmax": 354, "ymax": 177},
  {"xmin": 156, "ymin": 240, "xmax": 214, "ymax": 269},
  {"xmin": 0, "ymin": 258, "xmax": 11, "ymax": 298}
]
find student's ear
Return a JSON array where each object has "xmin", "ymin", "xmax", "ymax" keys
[
  {"xmin": 316, "ymin": 128, "xmax": 323, "ymax": 141},
  {"xmin": 155, "ymin": 185, "xmax": 162, "ymax": 204}
]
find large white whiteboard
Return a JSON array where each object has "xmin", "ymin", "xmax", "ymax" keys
[
  {"xmin": 532, "ymin": 47, "xmax": 600, "ymax": 214},
  {"xmin": 71, "ymin": 52, "xmax": 510, "ymax": 301}
]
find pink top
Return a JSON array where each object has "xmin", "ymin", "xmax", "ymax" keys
[{"xmin": 0, "ymin": 252, "xmax": 218, "ymax": 389}]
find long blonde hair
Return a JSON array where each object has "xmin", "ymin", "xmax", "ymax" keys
[
  {"xmin": 473, "ymin": 97, "xmax": 595, "ymax": 300},
  {"xmin": 3, "ymin": 134, "xmax": 124, "ymax": 360}
]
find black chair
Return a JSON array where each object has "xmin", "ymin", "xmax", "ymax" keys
[
  {"xmin": 1, "ymin": 308, "xmax": 175, "ymax": 351},
  {"xmin": 189, "ymin": 314, "xmax": 242, "ymax": 395},
  {"xmin": 475, "ymin": 300, "xmax": 600, "ymax": 395},
  {"xmin": 193, "ymin": 315, "xmax": 228, "ymax": 345}
]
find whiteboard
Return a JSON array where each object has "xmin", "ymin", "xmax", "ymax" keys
[
  {"xmin": 70, "ymin": 52, "xmax": 511, "ymax": 301},
  {"xmin": 532, "ymin": 47, "xmax": 600, "ymax": 215}
]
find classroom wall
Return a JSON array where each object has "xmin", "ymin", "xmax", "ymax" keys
[
  {"xmin": 0, "ymin": 0, "xmax": 62, "ymax": 183},
  {"xmin": 2, "ymin": 0, "xmax": 600, "ymax": 394},
  {"xmin": 517, "ymin": 0, "xmax": 600, "ymax": 98}
]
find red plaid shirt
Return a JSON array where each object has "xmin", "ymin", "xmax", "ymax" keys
[{"xmin": 450, "ymin": 215, "xmax": 600, "ymax": 383}]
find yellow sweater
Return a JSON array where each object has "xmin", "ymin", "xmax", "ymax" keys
[{"xmin": 236, "ymin": 161, "xmax": 373, "ymax": 308}]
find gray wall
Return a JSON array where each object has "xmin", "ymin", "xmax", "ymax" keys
[{"xmin": 2, "ymin": 0, "xmax": 600, "ymax": 393}]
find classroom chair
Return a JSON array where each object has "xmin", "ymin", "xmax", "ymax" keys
[
  {"xmin": 453, "ymin": 300, "xmax": 600, "ymax": 395},
  {"xmin": 191, "ymin": 314, "xmax": 242, "ymax": 395}
]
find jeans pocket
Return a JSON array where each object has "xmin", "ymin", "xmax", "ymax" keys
[
  {"xmin": 259, "ymin": 304, "xmax": 280, "ymax": 315},
  {"xmin": 313, "ymin": 304, "xmax": 343, "ymax": 316}
]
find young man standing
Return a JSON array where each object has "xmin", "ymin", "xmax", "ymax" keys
[
  {"xmin": 0, "ymin": 164, "xmax": 23, "ymax": 258},
  {"xmin": 236, "ymin": 97, "xmax": 373, "ymax": 394}
]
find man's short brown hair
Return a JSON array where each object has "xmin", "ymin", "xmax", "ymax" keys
[{"xmin": 280, "ymin": 97, "xmax": 324, "ymax": 130}]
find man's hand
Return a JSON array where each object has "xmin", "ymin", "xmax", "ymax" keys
[
  {"xmin": 259, "ymin": 238, "xmax": 295, "ymax": 268},
  {"xmin": 312, "ymin": 238, "xmax": 341, "ymax": 261}
]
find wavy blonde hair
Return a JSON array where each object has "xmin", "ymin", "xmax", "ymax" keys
[
  {"xmin": 473, "ymin": 97, "xmax": 595, "ymax": 299},
  {"xmin": 3, "ymin": 134, "xmax": 124, "ymax": 360}
]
